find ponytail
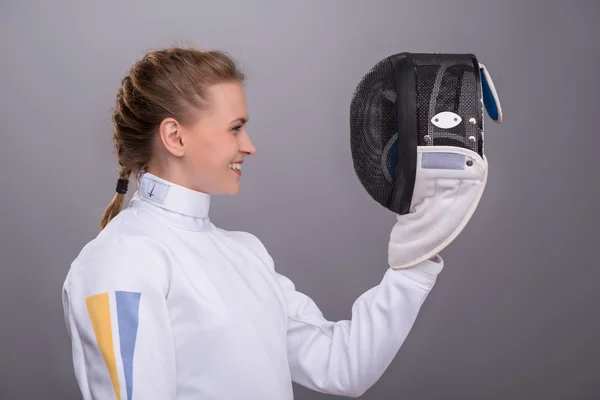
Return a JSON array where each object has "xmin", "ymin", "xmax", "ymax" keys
[{"xmin": 100, "ymin": 165, "xmax": 131, "ymax": 230}]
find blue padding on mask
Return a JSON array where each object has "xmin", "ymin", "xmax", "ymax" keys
[{"xmin": 481, "ymin": 70, "xmax": 499, "ymax": 121}]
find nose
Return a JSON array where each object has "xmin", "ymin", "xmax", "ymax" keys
[{"xmin": 240, "ymin": 130, "xmax": 256, "ymax": 156}]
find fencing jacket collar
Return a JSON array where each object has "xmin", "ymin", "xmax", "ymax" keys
[
  {"xmin": 132, "ymin": 172, "xmax": 212, "ymax": 231},
  {"xmin": 62, "ymin": 171, "xmax": 444, "ymax": 399}
]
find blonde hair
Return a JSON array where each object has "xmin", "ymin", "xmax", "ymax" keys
[{"xmin": 100, "ymin": 47, "xmax": 245, "ymax": 230}]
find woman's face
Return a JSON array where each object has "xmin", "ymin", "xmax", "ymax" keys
[{"xmin": 153, "ymin": 80, "xmax": 256, "ymax": 195}]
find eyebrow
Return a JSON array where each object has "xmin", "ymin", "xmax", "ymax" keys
[{"xmin": 230, "ymin": 117, "xmax": 249, "ymax": 125}]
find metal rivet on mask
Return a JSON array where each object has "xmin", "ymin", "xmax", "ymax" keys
[
  {"xmin": 424, "ymin": 135, "xmax": 431, "ymax": 144},
  {"xmin": 466, "ymin": 159, "xmax": 473, "ymax": 166},
  {"xmin": 469, "ymin": 118, "xmax": 476, "ymax": 125},
  {"xmin": 468, "ymin": 136, "xmax": 476, "ymax": 142}
]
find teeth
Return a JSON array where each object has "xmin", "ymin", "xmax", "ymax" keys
[{"xmin": 228, "ymin": 163, "xmax": 242, "ymax": 170}]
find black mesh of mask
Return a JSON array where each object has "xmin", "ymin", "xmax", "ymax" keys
[{"xmin": 350, "ymin": 52, "xmax": 483, "ymax": 214}]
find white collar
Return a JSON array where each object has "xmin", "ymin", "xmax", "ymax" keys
[{"xmin": 129, "ymin": 172, "xmax": 212, "ymax": 231}]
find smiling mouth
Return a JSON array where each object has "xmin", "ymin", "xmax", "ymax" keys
[{"xmin": 229, "ymin": 161, "xmax": 242, "ymax": 176}]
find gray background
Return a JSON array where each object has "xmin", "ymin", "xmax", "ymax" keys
[{"xmin": 1, "ymin": 0, "xmax": 598, "ymax": 399}]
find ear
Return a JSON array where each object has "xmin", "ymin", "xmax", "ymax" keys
[
  {"xmin": 158, "ymin": 118, "xmax": 184, "ymax": 157},
  {"xmin": 479, "ymin": 63, "xmax": 503, "ymax": 123}
]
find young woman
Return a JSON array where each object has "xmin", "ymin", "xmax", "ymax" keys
[{"xmin": 62, "ymin": 47, "xmax": 444, "ymax": 399}]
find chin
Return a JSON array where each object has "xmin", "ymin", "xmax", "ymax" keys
[
  {"xmin": 223, "ymin": 183, "xmax": 241, "ymax": 196},
  {"xmin": 200, "ymin": 177, "xmax": 240, "ymax": 195}
]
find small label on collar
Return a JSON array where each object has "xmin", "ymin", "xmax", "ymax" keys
[{"xmin": 141, "ymin": 177, "xmax": 170, "ymax": 204}]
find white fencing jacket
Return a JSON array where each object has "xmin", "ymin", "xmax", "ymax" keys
[{"xmin": 62, "ymin": 172, "xmax": 444, "ymax": 399}]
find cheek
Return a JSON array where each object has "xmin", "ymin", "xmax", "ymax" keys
[
  {"xmin": 191, "ymin": 134, "xmax": 238, "ymax": 169},
  {"xmin": 217, "ymin": 134, "xmax": 240, "ymax": 159}
]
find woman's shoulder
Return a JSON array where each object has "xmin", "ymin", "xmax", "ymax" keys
[
  {"xmin": 214, "ymin": 226, "xmax": 264, "ymax": 249},
  {"xmin": 214, "ymin": 226, "xmax": 274, "ymax": 265},
  {"xmin": 64, "ymin": 226, "xmax": 173, "ymax": 295}
]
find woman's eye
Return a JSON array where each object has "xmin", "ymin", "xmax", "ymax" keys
[{"xmin": 232, "ymin": 125, "xmax": 242, "ymax": 132}]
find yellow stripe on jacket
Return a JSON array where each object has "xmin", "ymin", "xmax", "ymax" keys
[{"xmin": 86, "ymin": 293, "xmax": 121, "ymax": 400}]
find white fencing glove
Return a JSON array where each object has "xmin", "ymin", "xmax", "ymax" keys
[{"xmin": 388, "ymin": 145, "xmax": 488, "ymax": 269}]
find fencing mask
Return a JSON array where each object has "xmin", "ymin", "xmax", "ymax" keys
[{"xmin": 350, "ymin": 52, "xmax": 503, "ymax": 268}]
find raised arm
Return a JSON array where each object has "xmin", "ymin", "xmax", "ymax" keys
[
  {"xmin": 273, "ymin": 143, "xmax": 487, "ymax": 396},
  {"xmin": 277, "ymin": 254, "xmax": 442, "ymax": 397}
]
